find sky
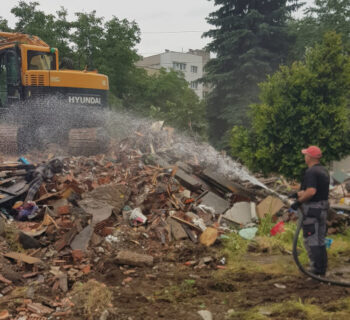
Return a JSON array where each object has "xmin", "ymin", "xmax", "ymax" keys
[{"xmin": 2, "ymin": 0, "xmax": 314, "ymax": 57}]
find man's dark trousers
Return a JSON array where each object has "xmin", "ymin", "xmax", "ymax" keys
[{"xmin": 301, "ymin": 200, "xmax": 328, "ymax": 275}]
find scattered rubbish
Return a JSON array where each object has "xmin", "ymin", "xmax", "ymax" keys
[
  {"xmin": 105, "ymin": 235, "xmax": 119, "ymax": 244},
  {"xmin": 0, "ymin": 122, "xmax": 347, "ymax": 319},
  {"xmin": 130, "ymin": 207, "xmax": 147, "ymax": 225}
]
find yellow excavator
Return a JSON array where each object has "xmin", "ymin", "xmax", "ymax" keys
[{"xmin": 0, "ymin": 32, "xmax": 110, "ymax": 155}]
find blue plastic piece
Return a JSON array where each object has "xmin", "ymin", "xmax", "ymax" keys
[
  {"xmin": 325, "ymin": 238, "xmax": 333, "ymax": 249},
  {"xmin": 18, "ymin": 157, "xmax": 30, "ymax": 165}
]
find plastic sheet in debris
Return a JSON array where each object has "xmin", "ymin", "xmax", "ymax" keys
[{"xmin": 238, "ymin": 227, "xmax": 258, "ymax": 240}]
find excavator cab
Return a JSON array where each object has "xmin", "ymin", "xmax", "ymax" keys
[{"xmin": 27, "ymin": 50, "xmax": 56, "ymax": 70}]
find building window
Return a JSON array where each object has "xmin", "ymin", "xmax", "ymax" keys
[
  {"xmin": 191, "ymin": 65, "xmax": 198, "ymax": 73},
  {"xmin": 190, "ymin": 81, "xmax": 198, "ymax": 89},
  {"xmin": 173, "ymin": 62, "xmax": 186, "ymax": 71}
]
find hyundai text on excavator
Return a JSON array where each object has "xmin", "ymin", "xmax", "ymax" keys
[{"xmin": 0, "ymin": 32, "xmax": 110, "ymax": 155}]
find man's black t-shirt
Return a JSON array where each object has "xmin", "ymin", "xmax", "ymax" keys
[{"xmin": 301, "ymin": 164, "xmax": 330, "ymax": 202}]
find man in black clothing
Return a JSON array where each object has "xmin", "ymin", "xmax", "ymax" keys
[{"xmin": 292, "ymin": 146, "xmax": 330, "ymax": 276}]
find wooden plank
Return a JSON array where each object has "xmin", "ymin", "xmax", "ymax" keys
[
  {"xmin": 4, "ymin": 252, "xmax": 42, "ymax": 264},
  {"xmin": 171, "ymin": 215, "xmax": 202, "ymax": 231}
]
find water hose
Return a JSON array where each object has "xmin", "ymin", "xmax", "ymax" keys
[{"xmin": 293, "ymin": 209, "xmax": 350, "ymax": 287}]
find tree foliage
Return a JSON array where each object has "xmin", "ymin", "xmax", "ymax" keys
[
  {"xmin": 291, "ymin": 0, "xmax": 350, "ymax": 60},
  {"xmin": 231, "ymin": 32, "xmax": 350, "ymax": 179},
  {"xmin": 124, "ymin": 69, "xmax": 208, "ymax": 136},
  {"xmin": 203, "ymin": 0, "xmax": 302, "ymax": 147},
  {"xmin": 0, "ymin": 17, "xmax": 11, "ymax": 32},
  {"xmin": 0, "ymin": 1, "xmax": 207, "ymax": 136}
]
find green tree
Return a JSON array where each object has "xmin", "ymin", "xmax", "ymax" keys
[
  {"xmin": 203, "ymin": 0, "xmax": 301, "ymax": 147},
  {"xmin": 99, "ymin": 17, "xmax": 140, "ymax": 97},
  {"xmin": 292, "ymin": 0, "xmax": 350, "ymax": 60},
  {"xmin": 231, "ymin": 32, "xmax": 350, "ymax": 179},
  {"xmin": 125, "ymin": 69, "xmax": 208, "ymax": 136},
  {"xmin": 11, "ymin": 1, "xmax": 73, "ymax": 59},
  {"xmin": 0, "ymin": 17, "xmax": 11, "ymax": 32},
  {"xmin": 71, "ymin": 11, "xmax": 104, "ymax": 70}
]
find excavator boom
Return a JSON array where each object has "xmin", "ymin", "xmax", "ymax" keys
[{"xmin": 0, "ymin": 32, "xmax": 49, "ymax": 48}]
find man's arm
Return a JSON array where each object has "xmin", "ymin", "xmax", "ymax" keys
[{"xmin": 298, "ymin": 188, "xmax": 316, "ymax": 203}]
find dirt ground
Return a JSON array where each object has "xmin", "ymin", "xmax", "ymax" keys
[{"xmin": 78, "ymin": 242, "xmax": 350, "ymax": 320}]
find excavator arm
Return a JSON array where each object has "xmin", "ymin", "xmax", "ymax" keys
[{"xmin": 0, "ymin": 32, "xmax": 49, "ymax": 48}]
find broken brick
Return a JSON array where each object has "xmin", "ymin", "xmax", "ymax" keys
[
  {"xmin": 57, "ymin": 205, "xmax": 70, "ymax": 215},
  {"xmin": 71, "ymin": 249, "xmax": 84, "ymax": 263}
]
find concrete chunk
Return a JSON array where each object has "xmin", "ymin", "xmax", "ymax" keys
[
  {"xmin": 70, "ymin": 225, "xmax": 93, "ymax": 252},
  {"xmin": 167, "ymin": 217, "xmax": 188, "ymax": 240},
  {"xmin": 115, "ymin": 250, "xmax": 154, "ymax": 267}
]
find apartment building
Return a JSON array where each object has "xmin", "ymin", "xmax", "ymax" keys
[{"xmin": 136, "ymin": 49, "xmax": 210, "ymax": 99}]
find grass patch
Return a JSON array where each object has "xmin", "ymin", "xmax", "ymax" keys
[
  {"xmin": 4, "ymin": 223, "xmax": 23, "ymax": 252},
  {"xmin": 70, "ymin": 279, "xmax": 112, "ymax": 319},
  {"xmin": 154, "ymin": 279, "xmax": 199, "ymax": 303},
  {"xmin": 226, "ymin": 299, "xmax": 350, "ymax": 320},
  {"xmin": 221, "ymin": 215, "xmax": 350, "ymax": 277},
  {"xmin": 328, "ymin": 229, "xmax": 350, "ymax": 265}
]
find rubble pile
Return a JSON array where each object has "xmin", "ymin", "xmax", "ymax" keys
[{"xmin": 0, "ymin": 124, "xmax": 349, "ymax": 318}]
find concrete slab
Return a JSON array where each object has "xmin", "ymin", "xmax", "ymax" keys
[
  {"xmin": 175, "ymin": 169, "xmax": 202, "ymax": 191},
  {"xmin": 175, "ymin": 161, "xmax": 193, "ymax": 174},
  {"xmin": 200, "ymin": 191, "xmax": 230, "ymax": 215},
  {"xmin": 332, "ymin": 170, "xmax": 350, "ymax": 184},
  {"xmin": 223, "ymin": 202, "xmax": 256, "ymax": 225}
]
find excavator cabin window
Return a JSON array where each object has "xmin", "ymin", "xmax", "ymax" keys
[{"xmin": 27, "ymin": 50, "xmax": 56, "ymax": 70}]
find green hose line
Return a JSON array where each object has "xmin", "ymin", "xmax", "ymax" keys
[{"xmin": 293, "ymin": 209, "xmax": 350, "ymax": 287}]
